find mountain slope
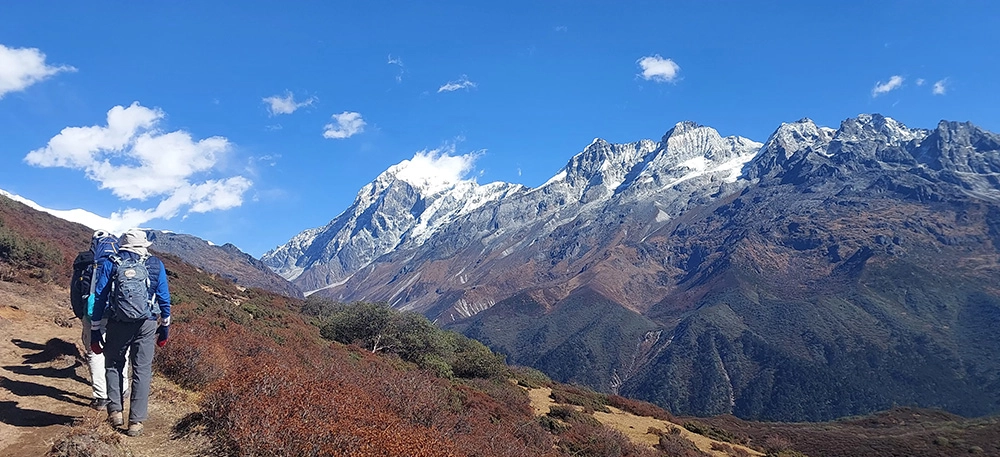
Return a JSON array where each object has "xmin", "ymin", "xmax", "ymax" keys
[
  {"xmin": 147, "ymin": 230, "xmax": 302, "ymax": 298},
  {"xmin": 264, "ymin": 114, "xmax": 1000, "ymax": 421}
]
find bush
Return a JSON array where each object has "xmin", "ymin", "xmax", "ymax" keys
[
  {"xmin": 684, "ymin": 420, "xmax": 741, "ymax": 444},
  {"xmin": 0, "ymin": 223, "xmax": 62, "ymax": 282},
  {"xmin": 550, "ymin": 383, "xmax": 609, "ymax": 413},
  {"xmin": 449, "ymin": 334, "xmax": 508, "ymax": 379},
  {"xmin": 512, "ymin": 365, "xmax": 551, "ymax": 388},
  {"xmin": 547, "ymin": 405, "xmax": 600, "ymax": 426},
  {"xmin": 608, "ymin": 394, "xmax": 674, "ymax": 421},
  {"xmin": 711, "ymin": 441, "xmax": 733, "ymax": 452},
  {"xmin": 657, "ymin": 432, "xmax": 712, "ymax": 457},
  {"xmin": 189, "ymin": 319, "xmax": 559, "ymax": 457},
  {"xmin": 316, "ymin": 301, "xmax": 509, "ymax": 380},
  {"xmin": 155, "ymin": 322, "xmax": 235, "ymax": 390},
  {"xmin": 763, "ymin": 434, "xmax": 793, "ymax": 453},
  {"xmin": 557, "ymin": 420, "xmax": 660, "ymax": 457}
]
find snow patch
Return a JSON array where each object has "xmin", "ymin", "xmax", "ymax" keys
[
  {"xmin": 389, "ymin": 271, "xmax": 422, "ymax": 301},
  {"xmin": 0, "ymin": 189, "xmax": 123, "ymax": 232},
  {"xmin": 678, "ymin": 156, "xmax": 710, "ymax": 172},
  {"xmin": 303, "ymin": 273, "xmax": 354, "ymax": 296},
  {"xmin": 453, "ymin": 298, "xmax": 495, "ymax": 318},
  {"xmin": 539, "ymin": 170, "xmax": 568, "ymax": 189}
]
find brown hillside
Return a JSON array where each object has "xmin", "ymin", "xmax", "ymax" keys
[{"xmin": 5, "ymin": 193, "xmax": 999, "ymax": 457}]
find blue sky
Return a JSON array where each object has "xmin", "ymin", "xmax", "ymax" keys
[{"xmin": 1, "ymin": 1, "xmax": 997, "ymax": 257}]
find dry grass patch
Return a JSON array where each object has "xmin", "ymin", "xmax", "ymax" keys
[{"xmin": 527, "ymin": 388, "xmax": 763, "ymax": 457}]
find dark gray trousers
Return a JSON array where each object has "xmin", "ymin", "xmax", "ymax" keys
[{"xmin": 105, "ymin": 318, "xmax": 157, "ymax": 423}]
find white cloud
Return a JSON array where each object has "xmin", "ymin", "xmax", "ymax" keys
[
  {"xmin": 554, "ymin": 25, "xmax": 568, "ymax": 32},
  {"xmin": 0, "ymin": 44, "xmax": 76, "ymax": 99},
  {"xmin": 393, "ymin": 146, "xmax": 480, "ymax": 193},
  {"xmin": 915, "ymin": 78, "xmax": 926, "ymax": 86},
  {"xmin": 871, "ymin": 75, "xmax": 904, "ymax": 97},
  {"xmin": 388, "ymin": 54, "xmax": 405, "ymax": 83},
  {"xmin": 933, "ymin": 78, "xmax": 948, "ymax": 95},
  {"xmin": 22, "ymin": 102, "xmax": 252, "ymax": 227},
  {"xmin": 637, "ymin": 55, "xmax": 681, "ymax": 83},
  {"xmin": 323, "ymin": 111, "xmax": 366, "ymax": 139},
  {"xmin": 263, "ymin": 91, "xmax": 315, "ymax": 116},
  {"xmin": 438, "ymin": 75, "xmax": 477, "ymax": 93}
]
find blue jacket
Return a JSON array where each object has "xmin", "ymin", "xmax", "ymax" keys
[{"xmin": 92, "ymin": 251, "xmax": 171, "ymax": 322}]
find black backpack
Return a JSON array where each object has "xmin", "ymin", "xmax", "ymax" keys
[
  {"xmin": 69, "ymin": 233, "xmax": 120, "ymax": 319},
  {"xmin": 70, "ymin": 251, "xmax": 95, "ymax": 319}
]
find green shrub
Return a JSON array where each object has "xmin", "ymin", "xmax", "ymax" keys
[
  {"xmin": 546, "ymin": 405, "xmax": 600, "ymax": 427},
  {"xmin": 0, "ymin": 225, "xmax": 62, "ymax": 271},
  {"xmin": 550, "ymin": 383, "xmax": 609, "ymax": 413},
  {"xmin": 315, "ymin": 301, "xmax": 509, "ymax": 380},
  {"xmin": 512, "ymin": 366, "xmax": 551, "ymax": 388},
  {"xmin": 684, "ymin": 420, "xmax": 740, "ymax": 444}
]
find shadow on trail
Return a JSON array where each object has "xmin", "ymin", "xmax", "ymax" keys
[
  {"xmin": 3, "ymin": 362, "xmax": 89, "ymax": 386},
  {"xmin": 12, "ymin": 338, "xmax": 81, "ymax": 364},
  {"xmin": 0, "ymin": 401, "xmax": 79, "ymax": 427},
  {"xmin": 0, "ymin": 377, "xmax": 90, "ymax": 407}
]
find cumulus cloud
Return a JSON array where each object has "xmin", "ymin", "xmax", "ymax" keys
[
  {"xmin": 438, "ymin": 75, "xmax": 477, "ymax": 93},
  {"xmin": 23, "ymin": 102, "xmax": 252, "ymax": 227},
  {"xmin": 263, "ymin": 91, "xmax": 315, "ymax": 116},
  {"xmin": 933, "ymin": 78, "xmax": 948, "ymax": 95},
  {"xmin": 393, "ymin": 146, "xmax": 480, "ymax": 192},
  {"xmin": 636, "ymin": 55, "xmax": 681, "ymax": 83},
  {"xmin": 915, "ymin": 78, "xmax": 926, "ymax": 86},
  {"xmin": 872, "ymin": 75, "xmax": 904, "ymax": 97},
  {"xmin": 323, "ymin": 111, "xmax": 366, "ymax": 139},
  {"xmin": 554, "ymin": 25, "xmax": 568, "ymax": 32},
  {"xmin": 0, "ymin": 44, "xmax": 76, "ymax": 98}
]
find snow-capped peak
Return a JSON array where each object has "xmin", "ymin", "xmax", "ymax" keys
[
  {"xmin": 662, "ymin": 121, "xmax": 748, "ymax": 162},
  {"xmin": 836, "ymin": 114, "xmax": 927, "ymax": 145},
  {"xmin": 765, "ymin": 118, "xmax": 836, "ymax": 159}
]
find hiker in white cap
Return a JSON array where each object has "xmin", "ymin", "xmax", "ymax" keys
[
  {"xmin": 90, "ymin": 228, "xmax": 172, "ymax": 437},
  {"xmin": 71, "ymin": 230, "xmax": 130, "ymax": 409}
]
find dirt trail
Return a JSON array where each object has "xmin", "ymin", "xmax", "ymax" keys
[
  {"xmin": 528, "ymin": 386, "xmax": 763, "ymax": 457},
  {"xmin": 0, "ymin": 281, "xmax": 207, "ymax": 456}
]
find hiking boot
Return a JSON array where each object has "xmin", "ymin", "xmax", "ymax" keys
[
  {"xmin": 108, "ymin": 411, "xmax": 124, "ymax": 427},
  {"xmin": 90, "ymin": 398, "xmax": 110, "ymax": 410},
  {"xmin": 126, "ymin": 422, "xmax": 143, "ymax": 437}
]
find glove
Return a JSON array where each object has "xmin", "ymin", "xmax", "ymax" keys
[
  {"xmin": 90, "ymin": 329, "xmax": 104, "ymax": 354},
  {"xmin": 86, "ymin": 294, "xmax": 95, "ymax": 318},
  {"xmin": 156, "ymin": 325, "xmax": 169, "ymax": 347}
]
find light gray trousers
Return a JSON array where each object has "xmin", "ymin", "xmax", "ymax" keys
[
  {"xmin": 81, "ymin": 316, "xmax": 129, "ymax": 399},
  {"xmin": 105, "ymin": 318, "xmax": 157, "ymax": 423}
]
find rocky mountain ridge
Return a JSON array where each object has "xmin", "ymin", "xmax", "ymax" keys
[
  {"xmin": 263, "ymin": 120, "xmax": 762, "ymax": 315},
  {"xmin": 147, "ymin": 230, "xmax": 303, "ymax": 299},
  {"xmin": 263, "ymin": 114, "xmax": 1000, "ymax": 421}
]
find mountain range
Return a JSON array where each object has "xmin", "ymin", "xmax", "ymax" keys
[{"xmin": 262, "ymin": 114, "xmax": 1000, "ymax": 421}]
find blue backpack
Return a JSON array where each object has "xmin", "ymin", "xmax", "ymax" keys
[
  {"xmin": 108, "ymin": 254, "xmax": 157, "ymax": 322},
  {"xmin": 70, "ymin": 232, "xmax": 120, "ymax": 318}
]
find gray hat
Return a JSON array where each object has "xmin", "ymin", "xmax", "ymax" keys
[{"xmin": 119, "ymin": 229, "xmax": 152, "ymax": 249}]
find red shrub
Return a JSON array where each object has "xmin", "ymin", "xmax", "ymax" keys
[{"xmin": 607, "ymin": 395, "xmax": 674, "ymax": 421}]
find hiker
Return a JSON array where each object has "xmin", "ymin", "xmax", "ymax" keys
[
  {"xmin": 89, "ymin": 228, "xmax": 171, "ymax": 437},
  {"xmin": 71, "ymin": 230, "xmax": 130, "ymax": 409}
]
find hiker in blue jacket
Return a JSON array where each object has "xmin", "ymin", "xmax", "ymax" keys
[
  {"xmin": 90, "ymin": 229, "xmax": 171, "ymax": 437},
  {"xmin": 76, "ymin": 230, "xmax": 131, "ymax": 410}
]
